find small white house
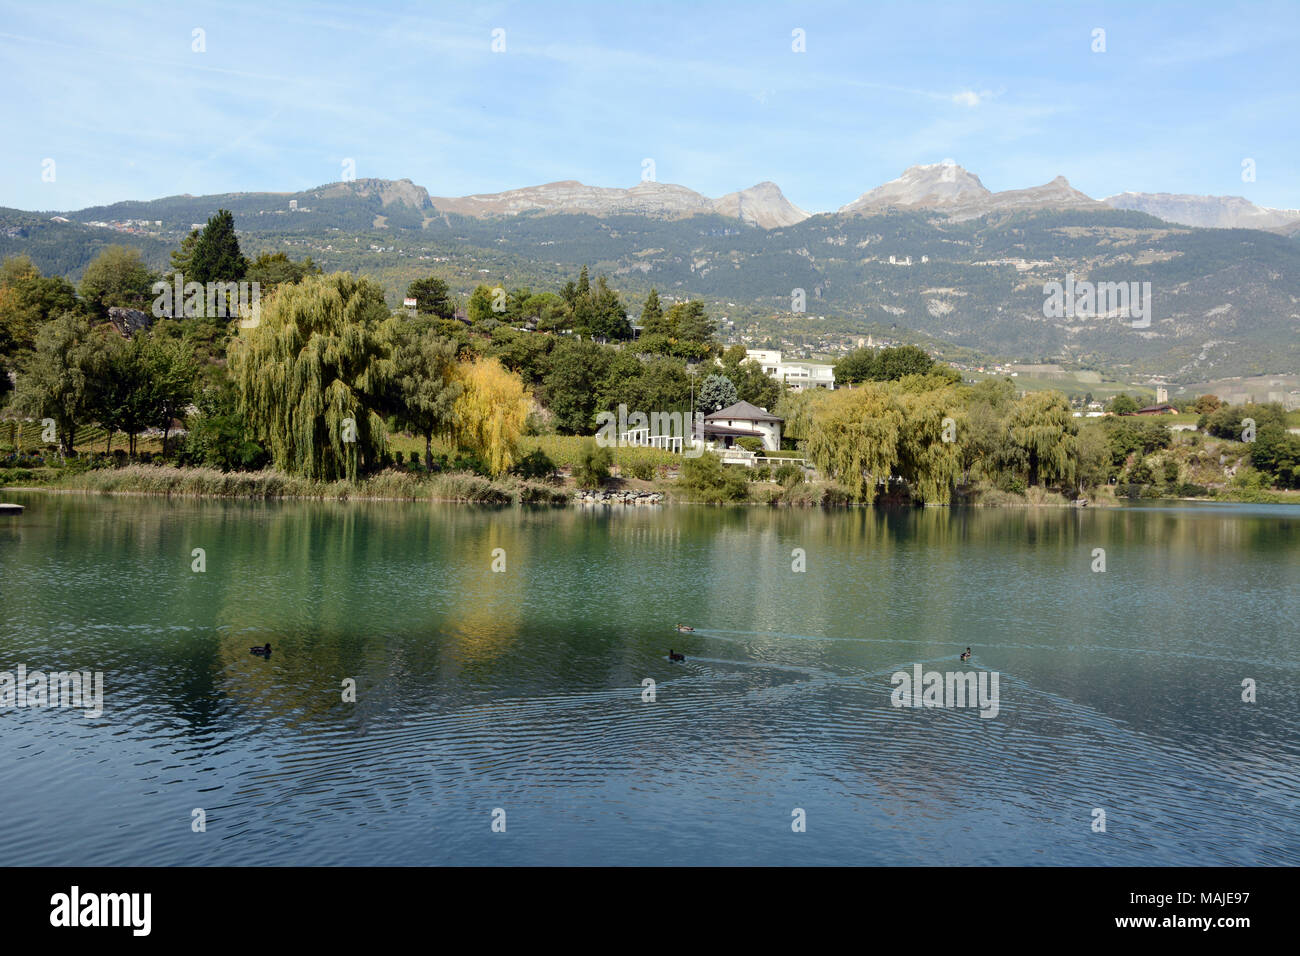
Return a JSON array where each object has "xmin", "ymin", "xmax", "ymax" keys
[{"xmin": 703, "ymin": 401, "xmax": 783, "ymax": 452}]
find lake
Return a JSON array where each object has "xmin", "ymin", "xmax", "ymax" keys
[{"xmin": 1, "ymin": 491, "xmax": 1296, "ymax": 865}]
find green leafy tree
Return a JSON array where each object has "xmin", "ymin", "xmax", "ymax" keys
[
  {"xmin": 144, "ymin": 331, "xmax": 200, "ymax": 456},
  {"xmin": 13, "ymin": 312, "xmax": 107, "ymax": 454},
  {"xmin": 834, "ymin": 344, "xmax": 935, "ymax": 384},
  {"xmin": 488, "ymin": 324, "xmax": 555, "ymax": 388},
  {"xmin": 680, "ymin": 452, "xmax": 749, "ymax": 502},
  {"xmin": 895, "ymin": 386, "xmax": 963, "ymax": 503},
  {"xmin": 178, "ymin": 377, "xmax": 268, "ymax": 471},
  {"xmin": 1102, "ymin": 416, "xmax": 1171, "ymax": 468},
  {"xmin": 1191, "ymin": 394, "xmax": 1222, "ymax": 415},
  {"xmin": 245, "ymin": 251, "xmax": 321, "ymax": 292},
  {"xmin": 1073, "ymin": 424, "xmax": 1112, "ymax": 494},
  {"xmin": 1201, "ymin": 402, "xmax": 1285, "ymax": 440},
  {"xmin": 1250, "ymin": 423, "xmax": 1300, "ymax": 488},
  {"xmin": 0, "ymin": 257, "xmax": 81, "ymax": 397},
  {"xmin": 78, "ymin": 245, "xmax": 157, "ymax": 317},
  {"xmin": 92, "ymin": 333, "xmax": 161, "ymax": 457},
  {"xmin": 543, "ymin": 338, "xmax": 613, "ymax": 434},
  {"xmin": 620, "ymin": 356, "xmax": 692, "ymax": 416},
  {"xmin": 391, "ymin": 329, "xmax": 462, "ymax": 468},
  {"xmin": 1109, "ymin": 393, "xmax": 1139, "ymax": 415}
]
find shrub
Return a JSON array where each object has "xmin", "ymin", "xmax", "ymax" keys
[
  {"xmin": 450, "ymin": 450, "xmax": 488, "ymax": 475},
  {"xmin": 734, "ymin": 436, "xmax": 763, "ymax": 453},
  {"xmin": 512, "ymin": 448, "xmax": 556, "ymax": 480},
  {"xmin": 995, "ymin": 472, "xmax": 1027, "ymax": 496},
  {"xmin": 773, "ymin": 463, "xmax": 803, "ymax": 486},
  {"xmin": 0, "ymin": 467, "xmax": 37, "ymax": 486},
  {"xmin": 573, "ymin": 440, "xmax": 613, "ymax": 489},
  {"xmin": 680, "ymin": 453, "xmax": 750, "ymax": 502},
  {"xmin": 630, "ymin": 461, "xmax": 655, "ymax": 481}
]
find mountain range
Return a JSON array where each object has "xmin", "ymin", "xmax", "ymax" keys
[
  {"xmin": 255, "ymin": 164, "xmax": 1300, "ymax": 232},
  {"xmin": 2, "ymin": 164, "xmax": 1298, "ymax": 383}
]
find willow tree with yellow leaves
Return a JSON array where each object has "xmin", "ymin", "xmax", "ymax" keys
[
  {"xmin": 804, "ymin": 379, "xmax": 966, "ymax": 504},
  {"xmin": 805, "ymin": 385, "xmax": 904, "ymax": 503},
  {"xmin": 229, "ymin": 273, "xmax": 398, "ymax": 481},
  {"xmin": 895, "ymin": 384, "xmax": 965, "ymax": 504},
  {"xmin": 452, "ymin": 357, "xmax": 530, "ymax": 477}
]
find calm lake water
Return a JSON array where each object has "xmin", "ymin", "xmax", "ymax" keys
[{"xmin": 1, "ymin": 491, "xmax": 1296, "ymax": 866}]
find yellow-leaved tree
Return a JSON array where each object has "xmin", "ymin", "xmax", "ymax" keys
[{"xmin": 452, "ymin": 357, "xmax": 530, "ymax": 477}]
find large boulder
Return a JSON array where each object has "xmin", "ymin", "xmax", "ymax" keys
[{"xmin": 107, "ymin": 307, "xmax": 153, "ymax": 338}]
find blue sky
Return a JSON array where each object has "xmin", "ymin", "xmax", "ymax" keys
[{"xmin": 3, "ymin": 0, "xmax": 1298, "ymax": 213}]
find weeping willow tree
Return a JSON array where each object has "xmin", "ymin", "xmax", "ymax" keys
[
  {"xmin": 895, "ymin": 386, "xmax": 964, "ymax": 504},
  {"xmin": 452, "ymin": 357, "xmax": 530, "ymax": 477},
  {"xmin": 805, "ymin": 385, "xmax": 904, "ymax": 503},
  {"xmin": 804, "ymin": 382, "xmax": 969, "ymax": 504},
  {"xmin": 229, "ymin": 273, "xmax": 398, "ymax": 481},
  {"xmin": 1008, "ymin": 390, "xmax": 1078, "ymax": 487}
]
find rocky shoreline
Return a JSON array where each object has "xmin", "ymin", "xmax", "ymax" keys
[{"xmin": 573, "ymin": 489, "xmax": 665, "ymax": 505}]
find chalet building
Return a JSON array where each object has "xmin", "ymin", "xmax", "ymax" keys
[
  {"xmin": 703, "ymin": 401, "xmax": 783, "ymax": 451},
  {"xmin": 1134, "ymin": 404, "xmax": 1178, "ymax": 415}
]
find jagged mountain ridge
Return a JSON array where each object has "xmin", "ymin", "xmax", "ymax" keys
[
  {"xmin": 838, "ymin": 163, "xmax": 1102, "ymax": 221},
  {"xmin": 428, "ymin": 179, "xmax": 809, "ymax": 229}
]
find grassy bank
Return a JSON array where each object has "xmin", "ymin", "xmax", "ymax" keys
[{"xmin": 5, "ymin": 464, "xmax": 571, "ymax": 504}]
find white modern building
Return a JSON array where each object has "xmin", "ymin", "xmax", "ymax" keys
[{"xmin": 744, "ymin": 349, "xmax": 835, "ymax": 390}]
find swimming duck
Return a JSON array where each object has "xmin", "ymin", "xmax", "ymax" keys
[
  {"xmin": 668, "ymin": 650, "xmax": 685, "ymax": 662},
  {"xmin": 960, "ymin": 647, "xmax": 971, "ymax": 662},
  {"xmin": 251, "ymin": 643, "xmax": 272, "ymax": 657},
  {"xmin": 675, "ymin": 624, "xmax": 695, "ymax": 633}
]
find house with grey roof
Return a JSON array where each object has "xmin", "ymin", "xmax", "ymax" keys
[{"xmin": 703, "ymin": 401, "xmax": 783, "ymax": 452}]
